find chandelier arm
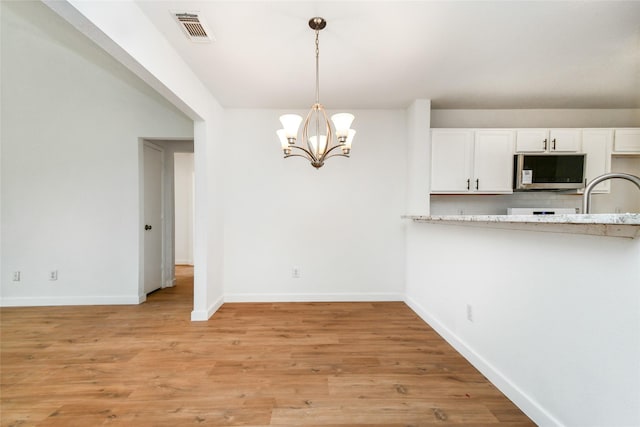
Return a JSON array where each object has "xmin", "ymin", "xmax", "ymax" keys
[
  {"xmin": 318, "ymin": 143, "xmax": 345, "ymax": 160},
  {"xmin": 323, "ymin": 153, "xmax": 350, "ymax": 160},
  {"xmin": 319, "ymin": 105, "xmax": 333, "ymax": 158},
  {"xmin": 288, "ymin": 144, "xmax": 316, "ymax": 159},
  {"xmin": 284, "ymin": 153, "xmax": 313, "ymax": 160},
  {"xmin": 301, "ymin": 106, "xmax": 320, "ymax": 162}
]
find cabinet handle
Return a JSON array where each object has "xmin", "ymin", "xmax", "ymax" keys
[
  {"xmin": 467, "ymin": 178, "xmax": 470, "ymax": 190},
  {"xmin": 543, "ymin": 138, "xmax": 548, "ymax": 150},
  {"xmin": 475, "ymin": 179, "xmax": 479, "ymax": 190},
  {"xmin": 552, "ymin": 138, "xmax": 556, "ymax": 150}
]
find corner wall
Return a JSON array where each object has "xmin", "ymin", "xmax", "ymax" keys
[
  {"xmin": 0, "ymin": 1, "xmax": 193, "ymax": 306},
  {"xmin": 40, "ymin": 0, "xmax": 226, "ymax": 321}
]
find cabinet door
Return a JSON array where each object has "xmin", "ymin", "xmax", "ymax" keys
[
  {"xmin": 474, "ymin": 130, "xmax": 515, "ymax": 193},
  {"xmin": 550, "ymin": 129, "xmax": 581, "ymax": 152},
  {"xmin": 515, "ymin": 129, "xmax": 548, "ymax": 152},
  {"xmin": 581, "ymin": 129, "xmax": 612, "ymax": 193},
  {"xmin": 613, "ymin": 129, "xmax": 640, "ymax": 153},
  {"xmin": 431, "ymin": 130, "xmax": 473, "ymax": 193}
]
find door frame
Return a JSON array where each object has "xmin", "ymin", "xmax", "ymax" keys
[
  {"xmin": 139, "ymin": 139, "xmax": 166, "ymax": 302},
  {"xmin": 137, "ymin": 138, "xmax": 195, "ymax": 303}
]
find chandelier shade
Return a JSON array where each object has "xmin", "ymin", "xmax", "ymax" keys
[
  {"xmin": 276, "ymin": 17, "xmax": 356, "ymax": 169},
  {"xmin": 279, "ymin": 114, "xmax": 303, "ymax": 141},
  {"xmin": 331, "ymin": 113, "xmax": 355, "ymax": 141}
]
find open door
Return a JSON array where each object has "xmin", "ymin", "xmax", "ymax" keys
[{"xmin": 143, "ymin": 141, "xmax": 164, "ymax": 294}]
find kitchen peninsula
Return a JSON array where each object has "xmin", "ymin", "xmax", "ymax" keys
[{"xmin": 402, "ymin": 102, "xmax": 640, "ymax": 427}]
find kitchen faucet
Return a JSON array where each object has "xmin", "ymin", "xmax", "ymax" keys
[{"xmin": 582, "ymin": 173, "xmax": 640, "ymax": 214}]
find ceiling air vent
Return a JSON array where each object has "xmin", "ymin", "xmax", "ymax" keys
[{"xmin": 173, "ymin": 12, "xmax": 213, "ymax": 42}]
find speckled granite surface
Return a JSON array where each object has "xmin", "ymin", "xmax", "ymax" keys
[{"xmin": 403, "ymin": 214, "xmax": 640, "ymax": 238}]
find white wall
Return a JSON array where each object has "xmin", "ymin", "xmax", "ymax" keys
[
  {"xmin": 222, "ymin": 109, "xmax": 407, "ymax": 301},
  {"xmin": 174, "ymin": 153, "xmax": 194, "ymax": 265},
  {"xmin": 0, "ymin": 1, "xmax": 193, "ymax": 305},
  {"xmin": 405, "ymin": 223, "xmax": 640, "ymax": 427},
  {"xmin": 406, "ymin": 100, "xmax": 431, "ymax": 215}
]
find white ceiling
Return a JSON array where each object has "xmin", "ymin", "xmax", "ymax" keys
[{"xmin": 135, "ymin": 1, "xmax": 640, "ymax": 110}]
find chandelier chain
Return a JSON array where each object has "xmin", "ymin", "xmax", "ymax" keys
[
  {"xmin": 315, "ymin": 29, "xmax": 320, "ymax": 105},
  {"xmin": 314, "ymin": 28, "xmax": 321, "ymax": 148}
]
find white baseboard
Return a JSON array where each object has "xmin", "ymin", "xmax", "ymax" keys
[
  {"xmin": 224, "ymin": 292, "xmax": 404, "ymax": 303},
  {"xmin": 191, "ymin": 294, "xmax": 224, "ymax": 321},
  {"xmin": 404, "ymin": 295, "xmax": 563, "ymax": 427},
  {"xmin": 0, "ymin": 295, "xmax": 142, "ymax": 307},
  {"xmin": 175, "ymin": 259, "xmax": 193, "ymax": 265}
]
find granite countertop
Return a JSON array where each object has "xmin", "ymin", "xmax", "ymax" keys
[{"xmin": 402, "ymin": 213, "xmax": 640, "ymax": 238}]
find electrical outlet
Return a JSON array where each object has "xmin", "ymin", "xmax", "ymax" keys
[
  {"xmin": 13, "ymin": 271, "xmax": 21, "ymax": 282},
  {"xmin": 49, "ymin": 270, "xmax": 58, "ymax": 281},
  {"xmin": 292, "ymin": 267, "xmax": 301, "ymax": 279},
  {"xmin": 466, "ymin": 304, "xmax": 473, "ymax": 322}
]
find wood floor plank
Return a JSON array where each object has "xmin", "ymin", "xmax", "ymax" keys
[
  {"xmin": 271, "ymin": 397, "xmax": 500, "ymax": 424},
  {"xmin": 1, "ymin": 266, "xmax": 535, "ymax": 426}
]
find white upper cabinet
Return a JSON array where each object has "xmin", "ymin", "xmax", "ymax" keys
[
  {"xmin": 549, "ymin": 129, "xmax": 581, "ymax": 152},
  {"xmin": 515, "ymin": 129, "xmax": 548, "ymax": 152},
  {"xmin": 431, "ymin": 130, "xmax": 473, "ymax": 193},
  {"xmin": 431, "ymin": 129, "xmax": 514, "ymax": 194},
  {"xmin": 581, "ymin": 129, "xmax": 612, "ymax": 193},
  {"xmin": 515, "ymin": 129, "xmax": 581, "ymax": 153},
  {"xmin": 474, "ymin": 131, "xmax": 516, "ymax": 193},
  {"xmin": 613, "ymin": 129, "xmax": 640, "ymax": 154}
]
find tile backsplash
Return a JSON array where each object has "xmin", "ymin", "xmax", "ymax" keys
[{"xmin": 430, "ymin": 192, "xmax": 582, "ymax": 215}]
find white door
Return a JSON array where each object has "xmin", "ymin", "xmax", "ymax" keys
[{"xmin": 144, "ymin": 142, "xmax": 164, "ymax": 294}]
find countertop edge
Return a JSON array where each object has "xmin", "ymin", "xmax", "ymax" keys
[{"xmin": 402, "ymin": 214, "xmax": 640, "ymax": 239}]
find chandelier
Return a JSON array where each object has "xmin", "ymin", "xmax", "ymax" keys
[{"xmin": 276, "ymin": 17, "xmax": 356, "ymax": 169}]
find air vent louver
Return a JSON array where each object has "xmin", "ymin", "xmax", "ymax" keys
[{"xmin": 173, "ymin": 12, "xmax": 213, "ymax": 42}]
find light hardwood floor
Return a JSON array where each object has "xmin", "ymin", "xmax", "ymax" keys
[{"xmin": 1, "ymin": 266, "xmax": 534, "ymax": 426}]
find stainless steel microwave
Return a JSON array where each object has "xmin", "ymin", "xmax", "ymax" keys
[{"xmin": 513, "ymin": 154, "xmax": 586, "ymax": 190}]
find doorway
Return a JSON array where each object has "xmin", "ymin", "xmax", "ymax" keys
[
  {"xmin": 140, "ymin": 139, "xmax": 194, "ymax": 301},
  {"xmin": 174, "ymin": 152, "xmax": 194, "ymax": 267}
]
